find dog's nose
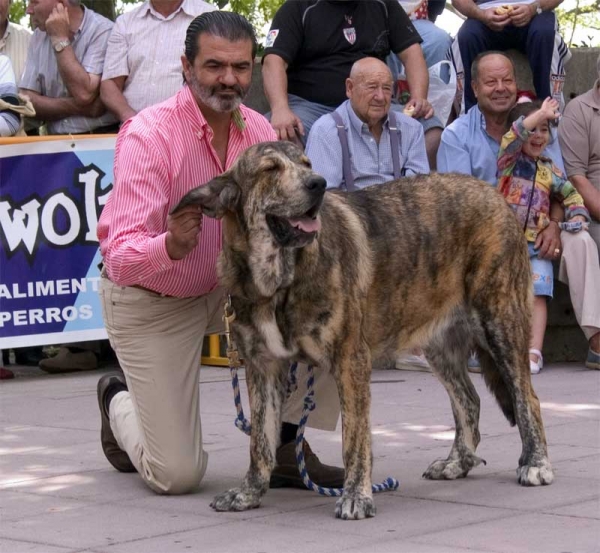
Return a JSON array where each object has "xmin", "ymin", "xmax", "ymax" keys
[{"xmin": 305, "ymin": 176, "xmax": 326, "ymax": 192}]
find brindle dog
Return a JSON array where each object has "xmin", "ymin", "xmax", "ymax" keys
[{"xmin": 172, "ymin": 141, "xmax": 554, "ymax": 520}]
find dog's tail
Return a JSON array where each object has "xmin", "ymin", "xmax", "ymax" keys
[{"xmin": 479, "ymin": 349, "xmax": 517, "ymax": 427}]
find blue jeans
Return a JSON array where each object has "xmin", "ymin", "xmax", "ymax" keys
[{"xmin": 386, "ymin": 19, "xmax": 452, "ymax": 81}]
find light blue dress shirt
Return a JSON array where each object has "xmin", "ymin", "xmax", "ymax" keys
[
  {"xmin": 306, "ymin": 100, "xmax": 430, "ymax": 190},
  {"xmin": 437, "ymin": 104, "xmax": 565, "ymax": 185}
]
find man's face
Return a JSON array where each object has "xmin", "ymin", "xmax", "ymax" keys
[
  {"xmin": 26, "ymin": 0, "xmax": 59, "ymax": 32},
  {"xmin": 346, "ymin": 65, "xmax": 393, "ymax": 127},
  {"xmin": 472, "ymin": 55, "xmax": 517, "ymax": 116},
  {"xmin": 182, "ymin": 33, "xmax": 254, "ymax": 114},
  {"xmin": 0, "ymin": 0, "xmax": 10, "ymax": 27}
]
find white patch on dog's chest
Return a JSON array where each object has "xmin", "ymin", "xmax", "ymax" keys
[{"xmin": 258, "ymin": 318, "xmax": 296, "ymax": 359}]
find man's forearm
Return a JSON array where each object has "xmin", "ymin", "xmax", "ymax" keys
[
  {"xmin": 570, "ymin": 174, "xmax": 600, "ymax": 221},
  {"xmin": 452, "ymin": 0, "xmax": 484, "ymax": 20},
  {"xmin": 262, "ymin": 55, "xmax": 290, "ymax": 111},
  {"xmin": 538, "ymin": 0, "xmax": 563, "ymax": 12},
  {"xmin": 100, "ymin": 78, "xmax": 136, "ymax": 123},
  {"xmin": 398, "ymin": 44, "xmax": 428, "ymax": 100},
  {"xmin": 55, "ymin": 47, "xmax": 100, "ymax": 106},
  {"xmin": 22, "ymin": 89, "xmax": 94, "ymax": 121}
]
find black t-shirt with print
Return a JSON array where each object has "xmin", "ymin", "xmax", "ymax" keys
[{"xmin": 263, "ymin": 0, "xmax": 421, "ymax": 107}]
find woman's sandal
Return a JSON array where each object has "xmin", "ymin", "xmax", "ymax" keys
[{"xmin": 529, "ymin": 348, "xmax": 543, "ymax": 375}]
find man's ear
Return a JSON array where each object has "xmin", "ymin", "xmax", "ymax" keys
[
  {"xmin": 170, "ymin": 174, "xmax": 240, "ymax": 219},
  {"xmin": 346, "ymin": 77, "xmax": 353, "ymax": 99}
]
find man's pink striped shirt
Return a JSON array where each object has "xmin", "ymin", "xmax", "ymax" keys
[{"xmin": 98, "ymin": 85, "xmax": 276, "ymax": 298}]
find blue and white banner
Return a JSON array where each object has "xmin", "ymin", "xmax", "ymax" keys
[{"xmin": 0, "ymin": 137, "xmax": 116, "ymax": 348}]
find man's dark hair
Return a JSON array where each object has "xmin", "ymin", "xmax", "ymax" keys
[
  {"xmin": 185, "ymin": 11, "xmax": 258, "ymax": 63},
  {"xmin": 506, "ymin": 100, "xmax": 542, "ymax": 131},
  {"xmin": 471, "ymin": 51, "xmax": 514, "ymax": 83}
]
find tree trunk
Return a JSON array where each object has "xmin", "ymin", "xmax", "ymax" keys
[{"xmin": 82, "ymin": 0, "xmax": 116, "ymax": 21}]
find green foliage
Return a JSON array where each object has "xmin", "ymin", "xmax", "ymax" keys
[
  {"xmin": 8, "ymin": 0, "xmax": 27, "ymax": 25},
  {"xmin": 555, "ymin": 0, "xmax": 600, "ymax": 47}
]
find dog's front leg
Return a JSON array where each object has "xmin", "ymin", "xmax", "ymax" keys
[
  {"xmin": 211, "ymin": 359, "xmax": 287, "ymax": 512},
  {"xmin": 335, "ymin": 342, "xmax": 376, "ymax": 520}
]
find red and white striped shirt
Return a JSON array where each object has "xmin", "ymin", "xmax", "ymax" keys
[{"xmin": 98, "ymin": 85, "xmax": 276, "ymax": 298}]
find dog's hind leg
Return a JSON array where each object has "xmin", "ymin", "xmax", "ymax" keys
[
  {"xmin": 480, "ymin": 312, "xmax": 554, "ymax": 487},
  {"xmin": 423, "ymin": 316, "xmax": 486, "ymax": 480},
  {"xmin": 211, "ymin": 359, "xmax": 288, "ymax": 511},
  {"xmin": 334, "ymin": 339, "xmax": 376, "ymax": 520}
]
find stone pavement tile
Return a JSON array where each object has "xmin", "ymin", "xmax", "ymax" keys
[
  {"xmin": 0, "ymin": 450, "xmax": 108, "ymax": 486},
  {"xmin": 256, "ymin": 493, "xmax": 513, "ymax": 540},
  {"xmin": 102, "ymin": 518, "xmax": 376, "ymax": 553},
  {"xmin": 0, "ymin": 468, "xmax": 151, "ymax": 502},
  {"xmin": 544, "ymin": 499, "xmax": 600, "ymax": 519},
  {"xmin": 397, "ymin": 471, "xmax": 599, "ymax": 512},
  {"xmin": 550, "ymin": 452, "xmax": 600, "ymax": 480},
  {"xmin": 0, "ymin": 425, "xmax": 96, "ymax": 454},
  {"xmin": 341, "ymin": 539, "xmax": 491, "ymax": 553},
  {"xmin": 0, "ymin": 490, "xmax": 94, "ymax": 523},
  {"xmin": 545, "ymin": 419, "xmax": 600, "ymax": 448},
  {"xmin": 0, "ymin": 538, "xmax": 74, "ymax": 552},
  {"xmin": 411, "ymin": 512, "xmax": 600, "ymax": 553},
  {"xmin": 0, "ymin": 502, "xmax": 226, "ymax": 550}
]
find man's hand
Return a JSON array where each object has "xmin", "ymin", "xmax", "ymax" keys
[
  {"xmin": 46, "ymin": 3, "xmax": 71, "ymax": 44},
  {"xmin": 535, "ymin": 220, "xmax": 562, "ymax": 260},
  {"xmin": 165, "ymin": 206, "xmax": 203, "ymax": 260},
  {"xmin": 479, "ymin": 8, "xmax": 511, "ymax": 31},
  {"xmin": 509, "ymin": 4, "xmax": 537, "ymax": 27},
  {"xmin": 270, "ymin": 106, "xmax": 305, "ymax": 142},
  {"xmin": 405, "ymin": 97, "xmax": 434, "ymax": 120}
]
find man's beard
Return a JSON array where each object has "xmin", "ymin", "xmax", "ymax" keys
[{"xmin": 189, "ymin": 73, "xmax": 247, "ymax": 113}]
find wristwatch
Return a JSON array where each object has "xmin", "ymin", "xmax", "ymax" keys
[
  {"xmin": 532, "ymin": 1, "xmax": 542, "ymax": 15},
  {"xmin": 53, "ymin": 39, "xmax": 71, "ymax": 53}
]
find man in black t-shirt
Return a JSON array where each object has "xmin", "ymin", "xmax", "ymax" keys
[{"xmin": 262, "ymin": 0, "xmax": 441, "ymax": 166}]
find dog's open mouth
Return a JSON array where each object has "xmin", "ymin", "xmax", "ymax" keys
[{"xmin": 266, "ymin": 202, "xmax": 322, "ymax": 247}]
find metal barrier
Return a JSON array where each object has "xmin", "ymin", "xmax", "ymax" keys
[{"xmin": 201, "ymin": 335, "xmax": 229, "ymax": 367}]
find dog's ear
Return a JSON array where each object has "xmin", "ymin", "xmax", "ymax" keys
[{"xmin": 171, "ymin": 174, "xmax": 240, "ymax": 219}]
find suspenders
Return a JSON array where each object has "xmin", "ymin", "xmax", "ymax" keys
[{"xmin": 330, "ymin": 110, "xmax": 404, "ymax": 192}]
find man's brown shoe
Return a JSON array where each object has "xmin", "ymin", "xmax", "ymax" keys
[
  {"xmin": 97, "ymin": 372, "xmax": 136, "ymax": 473},
  {"xmin": 270, "ymin": 440, "xmax": 344, "ymax": 489}
]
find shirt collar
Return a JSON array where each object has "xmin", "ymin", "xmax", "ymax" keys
[{"xmin": 140, "ymin": 0, "xmax": 187, "ymax": 21}]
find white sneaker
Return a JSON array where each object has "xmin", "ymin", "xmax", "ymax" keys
[
  {"xmin": 395, "ymin": 351, "xmax": 431, "ymax": 372},
  {"xmin": 529, "ymin": 349, "xmax": 543, "ymax": 375}
]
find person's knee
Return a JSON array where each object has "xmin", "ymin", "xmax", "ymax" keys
[
  {"xmin": 527, "ymin": 14, "xmax": 555, "ymax": 42},
  {"xmin": 145, "ymin": 455, "xmax": 207, "ymax": 495},
  {"xmin": 457, "ymin": 18, "xmax": 486, "ymax": 45}
]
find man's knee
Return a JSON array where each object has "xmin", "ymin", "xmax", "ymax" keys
[
  {"xmin": 457, "ymin": 18, "xmax": 488, "ymax": 48},
  {"xmin": 145, "ymin": 454, "xmax": 208, "ymax": 495}
]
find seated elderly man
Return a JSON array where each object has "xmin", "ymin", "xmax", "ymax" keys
[
  {"xmin": 307, "ymin": 56, "xmax": 430, "ymax": 371},
  {"xmin": 559, "ymin": 53, "xmax": 600, "ymax": 369},
  {"xmin": 306, "ymin": 57, "xmax": 429, "ymax": 190},
  {"xmin": 438, "ymin": 51, "xmax": 600, "ymax": 372},
  {"xmin": 450, "ymin": 0, "xmax": 570, "ymax": 113},
  {"xmin": 0, "ymin": 53, "xmax": 19, "ymax": 136}
]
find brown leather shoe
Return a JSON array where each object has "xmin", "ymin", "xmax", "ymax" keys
[
  {"xmin": 97, "ymin": 372, "xmax": 136, "ymax": 473},
  {"xmin": 270, "ymin": 440, "xmax": 344, "ymax": 489},
  {"xmin": 40, "ymin": 347, "xmax": 97, "ymax": 373}
]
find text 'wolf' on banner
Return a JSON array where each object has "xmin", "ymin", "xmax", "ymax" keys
[{"xmin": 0, "ymin": 136, "xmax": 116, "ymax": 349}]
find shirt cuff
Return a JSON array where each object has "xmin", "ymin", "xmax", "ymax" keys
[{"xmin": 147, "ymin": 233, "xmax": 174, "ymax": 273}]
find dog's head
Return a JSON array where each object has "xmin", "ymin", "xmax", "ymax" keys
[{"xmin": 172, "ymin": 141, "xmax": 326, "ymax": 248}]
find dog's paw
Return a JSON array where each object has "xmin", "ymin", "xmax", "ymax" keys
[
  {"xmin": 334, "ymin": 493, "xmax": 376, "ymax": 520},
  {"xmin": 210, "ymin": 487, "xmax": 262, "ymax": 512},
  {"xmin": 517, "ymin": 459, "xmax": 554, "ymax": 486},
  {"xmin": 422, "ymin": 453, "xmax": 486, "ymax": 480}
]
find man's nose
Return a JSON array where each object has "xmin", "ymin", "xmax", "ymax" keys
[{"xmin": 220, "ymin": 67, "xmax": 236, "ymax": 86}]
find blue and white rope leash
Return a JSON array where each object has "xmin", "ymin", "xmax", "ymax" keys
[{"xmin": 224, "ymin": 299, "xmax": 399, "ymax": 496}]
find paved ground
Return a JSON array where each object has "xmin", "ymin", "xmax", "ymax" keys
[{"xmin": 0, "ymin": 361, "xmax": 598, "ymax": 553}]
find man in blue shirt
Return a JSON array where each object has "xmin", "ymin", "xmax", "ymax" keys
[
  {"xmin": 438, "ymin": 51, "xmax": 599, "ymax": 372},
  {"xmin": 306, "ymin": 57, "xmax": 429, "ymax": 190}
]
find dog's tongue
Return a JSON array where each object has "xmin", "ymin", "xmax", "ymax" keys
[{"xmin": 289, "ymin": 216, "xmax": 321, "ymax": 233}]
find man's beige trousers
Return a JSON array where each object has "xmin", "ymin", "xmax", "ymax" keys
[{"xmin": 100, "ymin": 276, "xmax": 340, "ymax": 494}]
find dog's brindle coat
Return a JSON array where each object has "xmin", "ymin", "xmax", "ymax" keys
[{"xmin": 173, "ymin": 141, "xmax": 553, "ymax": 520}]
